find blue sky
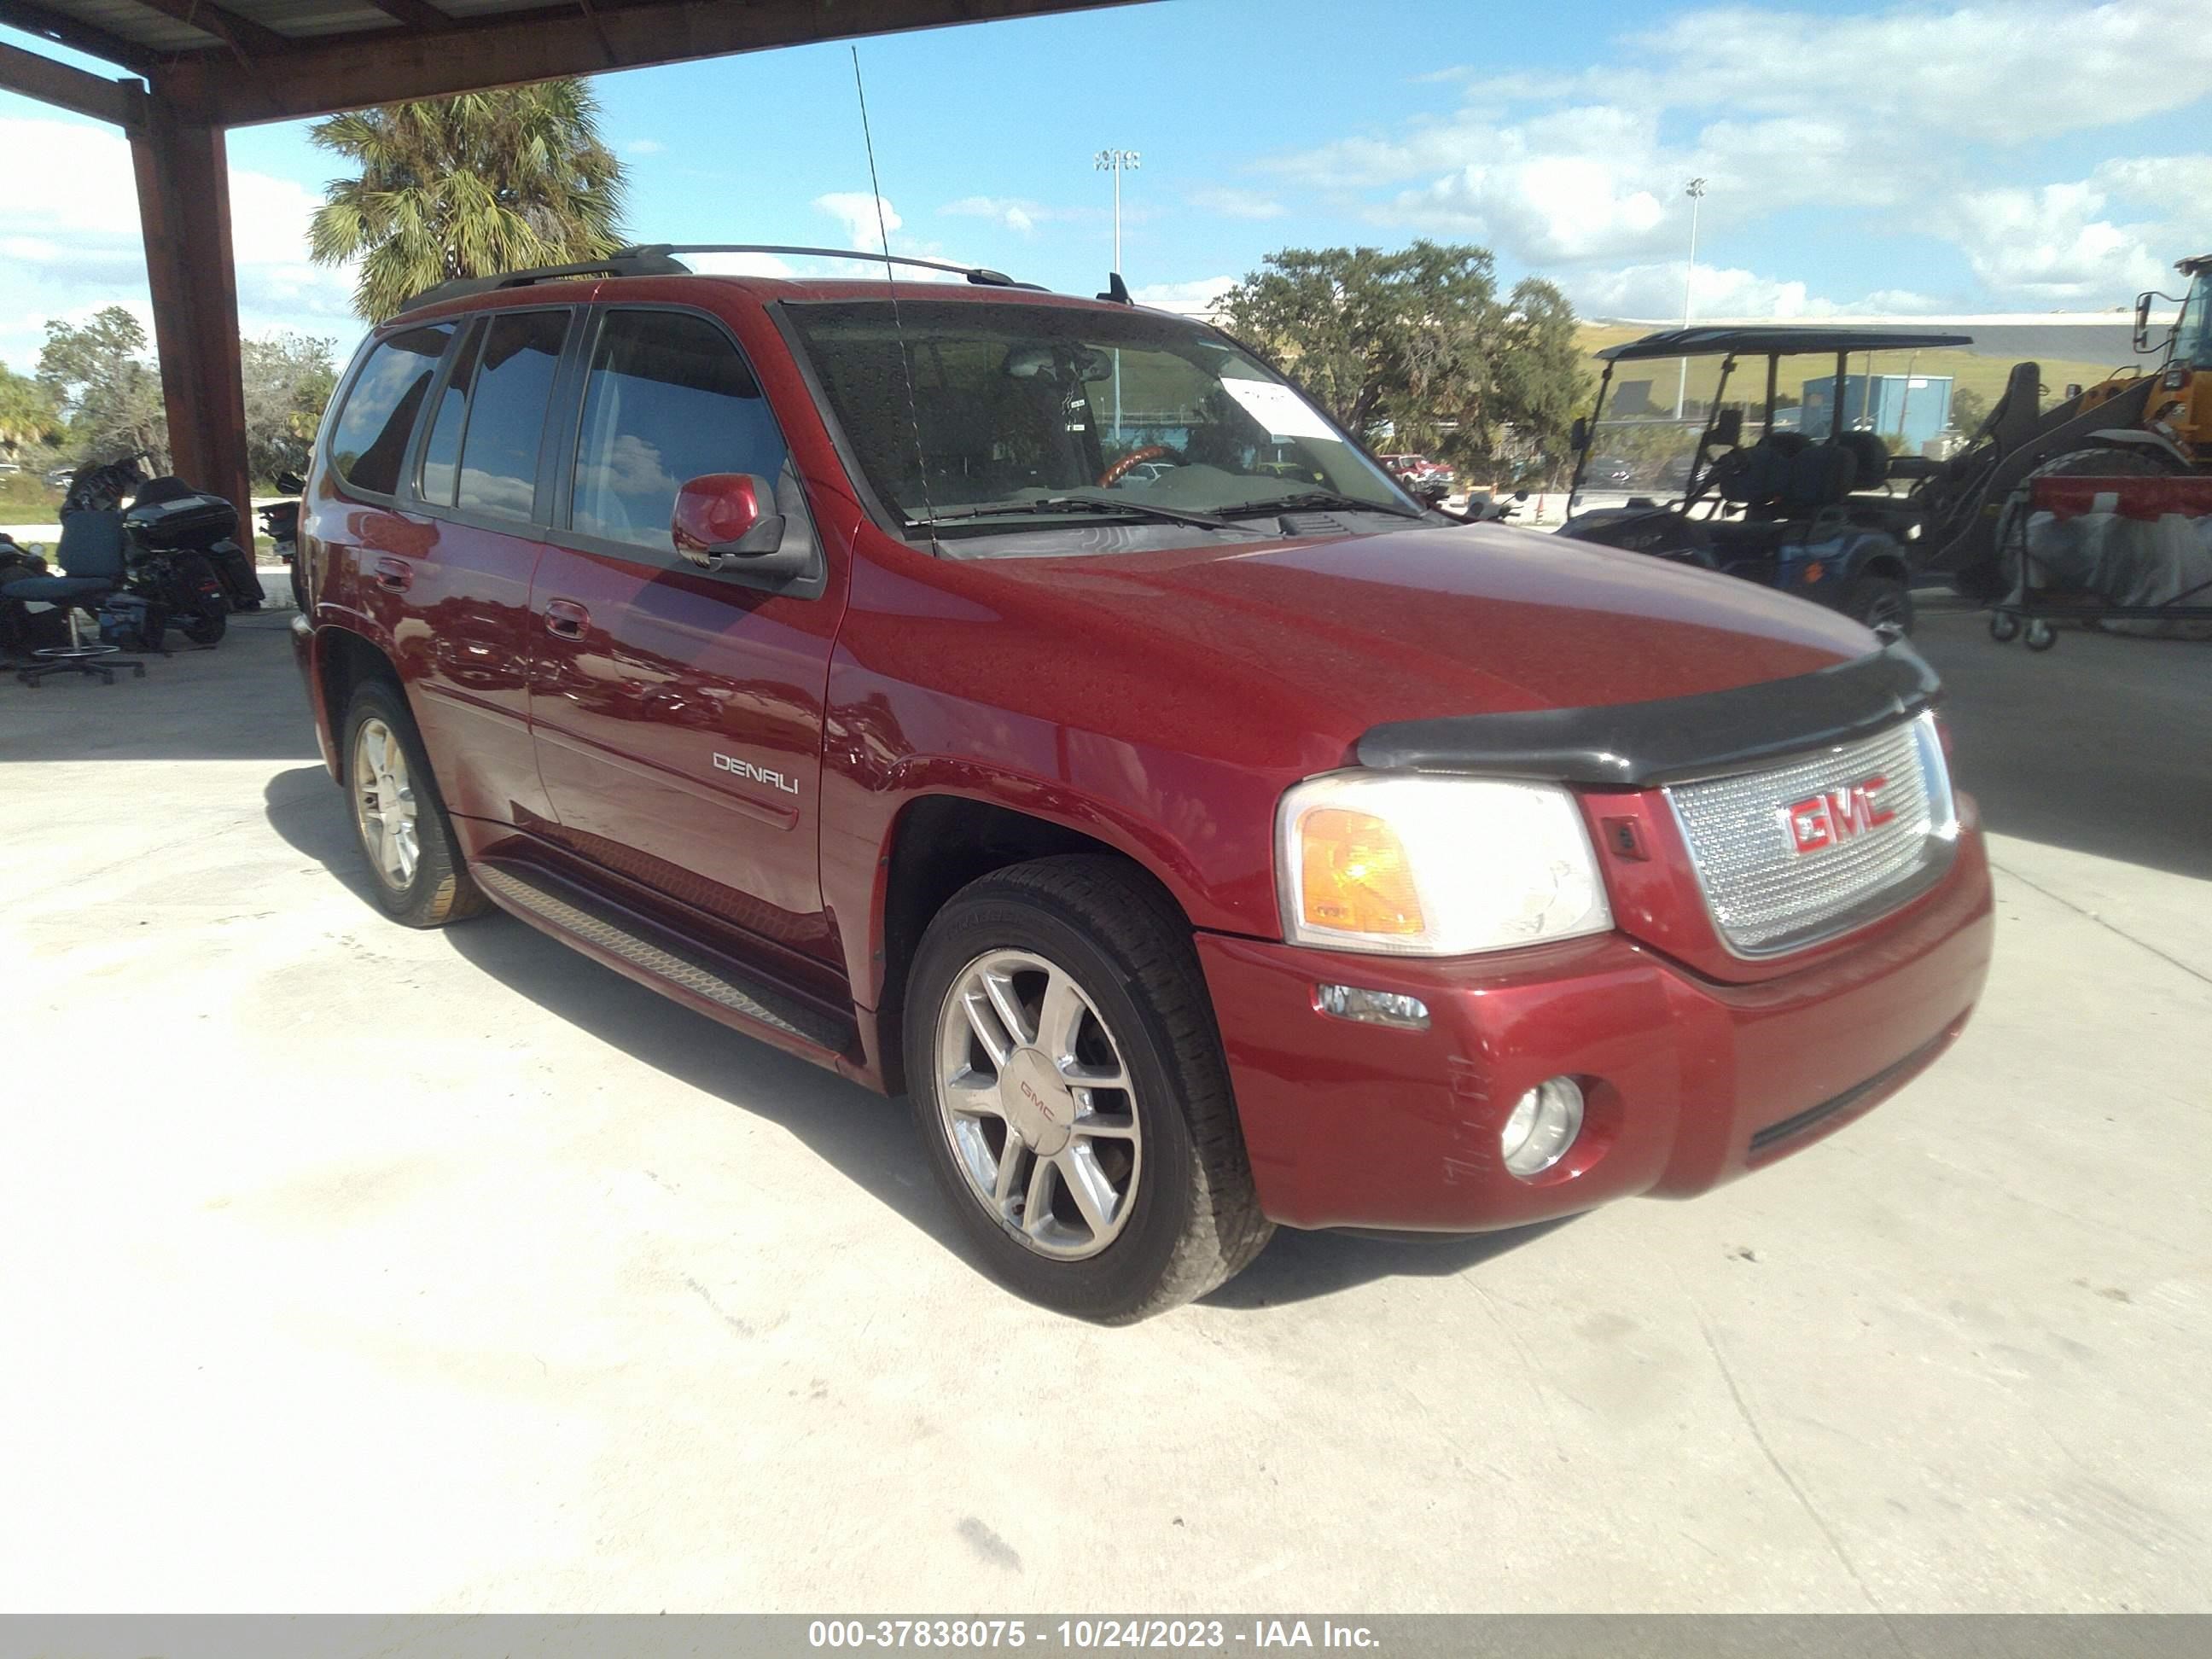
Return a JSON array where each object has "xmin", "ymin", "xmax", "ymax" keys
[{"xmin": 4, "ymin": 0, "xmax": 2212, "ymax": 371}]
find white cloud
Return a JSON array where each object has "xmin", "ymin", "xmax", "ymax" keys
[
  {"xmin": 1259, "ymin": 0, "xmax": 2212, "ymax": 310},
  {"xmin": 1131, "ymin": 276, "xmax": 1237, "ymax": 317},
  {"xmin": 624, "ymin": 138, "xmax": 666, "ymax": 156},
  {"xmin": 0, "ymin": 114, "xmax": 356, "ymax": 368},
  {"xmin": 1447, "ymin": 1, "xmax": 2212, "ymax": 147},
  {"xmin": 686, "ymin": 250, "xmax": 799, "ymax": 278},
  {"xmin": 1933, "ymin": 181, "xmax": 2168, "ymax": 302},
  {"xmin": 943, "ymin": 195, "xmax": 1039, "ymax": 235},
  {"xmin": 1185, "ymin": 187, "xmax": 1285, "ymax": 222},
  {"xmin": 1569, "ymin": 262, "xmax": 1952, "ymax": 322},
  {"xmin": 813, "ymin": 191, "xmax": 901, "ymax": 247}
]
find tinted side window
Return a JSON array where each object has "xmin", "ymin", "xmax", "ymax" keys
[
  {"xmin": 571, "ymin": 311, "xmax": 785, "ymax": 552},
  {"xmin": 329, "ymin": 323, "xmax": 453, "ymax": 496},
  {"xmin": 416, "ymin": 323, "xmax": 483, "ymax": 508},
  {"xmin": 456, "ymin": 310, "xmax": 568, "ymax": 521}
]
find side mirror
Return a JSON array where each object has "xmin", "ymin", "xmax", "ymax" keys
[
  {"xmin": 1710, "ymin": 408, "xmax": 1743, "ymax": 449},
  {"xmin": 275, "ymin": 470, "xmax": 305, "ymax": 494},
  {"xmin": 672, "ymin": 473, "xmax": 784, "ymax": 568},
  {"xmin": 1569, "ymin": 416, "xmax": 1590, "ymax": 452},
  {"xmin": 2133, "ymin": 291, "xmax": 2154, "ymax": 354},
  {"xmin": 2063, "ymin": 382, "xmax": 2083, "ymax": 400}
]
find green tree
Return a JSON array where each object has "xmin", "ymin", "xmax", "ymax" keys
[
  {"xmin": 1220, "ymin": 241, "xmax": 1590, "ymax": 479},
  {"xmin": 1949, "ymin": 386, "xmax": 1989, "ymax": 434},
  {"xmin": 0, "ymin": 364, "xmax": 59, "ymax": 456},
  {"xmin": 242, "ymin": 332, "xmax": 339, "ymax": 485},
  {"xmin": 309, "ymin": 79, "xmax": 628, "ymax": 323},
  {"xmin": 38, "ymin": 306, "xmax": 167, "ymax": 469}
]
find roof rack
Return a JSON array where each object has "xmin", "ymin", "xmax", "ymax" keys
[
  {"xmin": 398, "ymin": 244, "xmax": 1042, "ymax": 313},
  {"xmin": 620, "ymin": 244, "xmax": 1041, "ymax": 289},
  {"xmin": 399, "ymin": 249, "xmax": 690, "ymax": 314}
]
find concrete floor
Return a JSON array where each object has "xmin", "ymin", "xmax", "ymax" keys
[{"xmin": 2, "ymin": 606, "xmax": 2207, "ymax": 1614}]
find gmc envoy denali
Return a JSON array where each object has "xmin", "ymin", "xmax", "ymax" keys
[{"xmin": 290, "ymin": 245, "xmax": 1995, "ymax": 1321}]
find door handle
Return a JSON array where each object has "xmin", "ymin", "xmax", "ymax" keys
[
  {"xmin": 544, "ymin": 598, "xmax": 589, "ymax": 640},
  {"xmin": 372, "ymin": 556, "xmax": 412, "ymax": 591}
]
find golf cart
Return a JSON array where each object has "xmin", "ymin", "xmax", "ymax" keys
[{"xmin": 1558, "ymin": 325, "xmax": 1973, "ymax": 638}]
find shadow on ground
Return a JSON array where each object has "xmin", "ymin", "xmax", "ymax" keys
[
  {"xmin": 1, "ymin": 612, "xmax": 317, "ymax": 764},
  {"xmin": 1912, "ymin": 610, "xmax": 2212, "ymax": 882},
  {"xmin": 264, "ymin": 760, "xmax": 1558, "ymax": 1314}
]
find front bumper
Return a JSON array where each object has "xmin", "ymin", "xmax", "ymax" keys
[{"xmin": 1196, "ymin": 819, "xmax": 1994, "ymax": 1232}]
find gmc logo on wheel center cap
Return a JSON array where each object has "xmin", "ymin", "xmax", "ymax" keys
[{"xmin": 1784, "ymin": 775, "xmax": 1894, "ymax": 853}]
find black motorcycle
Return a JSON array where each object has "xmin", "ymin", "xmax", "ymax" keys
[
  {"xmin": 259, "ymin": 470, "xmax": 303, "ymax": 567},
  {"xmin": 59, "ymin": 455, "xmax": 260, "ymax": 649}
]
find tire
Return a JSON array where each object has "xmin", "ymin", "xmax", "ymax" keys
[
  {"xmin": 2025, "ymin": 619, "xmax": 2058, "ymax": 652},
  {"xmin": 176, "ymin": 556, "xmax": 228, "ymax": 644},
  {"xmin": 1839, "ymin": 573, "xmax": 1913, "ymax": 640},
  {"xmin": 1988, "ymin": 610, "xmax": 2021, "ymax": 643},
  {"xmin": 340, "ymin": 678, "xmax": 488, "ymax": 928},
  {"xmin": 904, "ymin": 855, "xmax": 1272, "ymax": 1322},
  {"xmin": 180, "ymin": 592, "xmax": 227, "ymax": 645}
]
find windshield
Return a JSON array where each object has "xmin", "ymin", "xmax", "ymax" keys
[
  {"xmin": 1572, "ymin": 350, "xmax": 1953, "ymax": 512},
  {"xmin": 786, "ymin": 300, "xmax": 1412, "ymax": 540},
  {"xmin": 2177, "ymin": 271, "xmax": 2212, "ymax": 370}
]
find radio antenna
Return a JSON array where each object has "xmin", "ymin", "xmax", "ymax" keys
[{"xmin": 852, "ymin": 46, "xmax": 940, "ymax": 553}]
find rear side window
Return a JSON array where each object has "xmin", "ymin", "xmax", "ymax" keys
[
  {"xmin": 455, "ymin": 310, "xmax": 568, "ymax": 521},
  {"xmin": 328, "ymin": 323, "xmax": 453, "ymax": 496},
  {"xmin": 416, "ymin": 325, "xmax": 482, "ymax": 508},
  {"xmin": 570, "ymin": 311, "xmax": 786, "ymax": 552}
]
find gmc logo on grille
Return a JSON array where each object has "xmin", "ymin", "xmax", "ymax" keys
[{"xmin": 1784, "ymin": 775, "xmax": 1894, "ymax": 853}]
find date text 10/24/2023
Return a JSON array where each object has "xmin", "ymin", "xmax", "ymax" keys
[{"xmin": 807, "ymin": 1620, "xmax": 1380, "ymax": 1650}]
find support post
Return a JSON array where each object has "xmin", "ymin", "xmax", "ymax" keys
[{"xmin": 130, "ymin": 100, "xmax": 251, "ymax": 523}]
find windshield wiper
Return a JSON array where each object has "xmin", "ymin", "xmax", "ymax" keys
[
  {"xmin": 1210, "ymin": 489, "xmax": 1426, "ymax": 521},
  {"xmin": 1216, "ymin": 489, "xmax": 1428, "ymax": 521},
  {"xmin": 906, "ymin": 493, "xmax": 1239, "ymax": 533}
]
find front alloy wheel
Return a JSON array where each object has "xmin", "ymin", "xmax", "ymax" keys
[
  {"xmin": 934, "ymin": 948, "xmax": 1143, "ymax": 1259},
  {"xmin": 904, "ymin": 856, "xmax": 1272, "ymax": 1322}
]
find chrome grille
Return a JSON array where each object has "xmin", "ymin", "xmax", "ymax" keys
[{"xmin": 1667, "ymin": 713, "xmax": 1956, "ymax": 956}]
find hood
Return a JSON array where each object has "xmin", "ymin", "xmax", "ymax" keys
[{"xmin": 964, "ymin": 521, "xmax": 1878, "ymax": 743}]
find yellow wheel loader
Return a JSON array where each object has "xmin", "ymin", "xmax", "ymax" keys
[{"xmin": 1918, "ymin": 253, "xmax": 2212, "ymax": 598}]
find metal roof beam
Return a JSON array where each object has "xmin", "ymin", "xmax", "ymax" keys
[
  {"xmin": 0, "ymin": 35, "xmax": 146, "ymax": 125},
  {"xmin": 129, "ymin": 0, "xmax": 289, "ymax": 58},
  {"xmin": 0, "ymin": 0, "xmax": 163, "ymax": 71},
  {"xmin": 154, "ymin": 0, "xmax": 1147, "ymax": 125},
  {"xmin": 356, "ymin": 0, "xmax": 451, "ymax": 31}
]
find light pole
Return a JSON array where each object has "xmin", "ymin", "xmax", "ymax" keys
[
  {"xmin": 1094, "ymin": 147, "xmax": 1140, "ymax": 439},
  {"xmin": 1673, "ymin": 176, "xmax": 1708, "ymax": 422}
]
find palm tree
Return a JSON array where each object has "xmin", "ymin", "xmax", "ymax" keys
[{"xmin": 309, "ymin": 79, "xmax": 628, "ymax": 323}]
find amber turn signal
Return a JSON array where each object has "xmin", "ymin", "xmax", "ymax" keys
[{"xmin": 1298, "ymin": 807, "xmax": 1425, "ymax": 936}]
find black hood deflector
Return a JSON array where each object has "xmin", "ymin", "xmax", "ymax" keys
[{"xmin": 1355, "ymin": 641, "xmax": 1941, "ymax": 788}]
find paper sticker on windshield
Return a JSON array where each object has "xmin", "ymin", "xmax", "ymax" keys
[{"xmin": 1221, "ymin": 379, "xmax": 1336, "ymax": 441}]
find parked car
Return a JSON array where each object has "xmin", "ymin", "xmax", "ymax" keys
[{"xmin": 291, "ymin": 247, "xmax": 1995, "ymax": 1321}]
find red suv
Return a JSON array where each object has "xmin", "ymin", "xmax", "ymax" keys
[{"xmin": 291, "ymin": 246, "xmax": 1994, "ymax": 1321}]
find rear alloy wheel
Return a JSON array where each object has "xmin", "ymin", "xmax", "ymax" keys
[
  {"xmin": 906, "ymin": 856, "xmax": 1272, "ymax": 1321},
  {"xmin": 341, "ymin": 679, "xmax": 487, "ymax": 928},
  {"xmin": 1840, "ymin": 573, "xmax": 1913, "ymax": 641}
]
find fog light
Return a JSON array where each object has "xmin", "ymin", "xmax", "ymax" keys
[
  {"xmin": 1315, "ymin": 983, "xmax": 1430, "ymax": 1030},
  {"xmin": 1501, "ymin": 1076, "xmax": 1585, "ymax": 1179}
]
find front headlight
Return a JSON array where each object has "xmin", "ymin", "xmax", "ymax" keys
[{"xmin": 1277, "ymin": 771, "xmax": 1613, "ymax": 956}]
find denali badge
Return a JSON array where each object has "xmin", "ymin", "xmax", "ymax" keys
[
  {"xmin": 713, "ymin": 752, "xmax": 800, "ymax": 795},
  {"xmin": 1784, "ymin": 776, "xmax": 1893, "ymax": 853}
]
